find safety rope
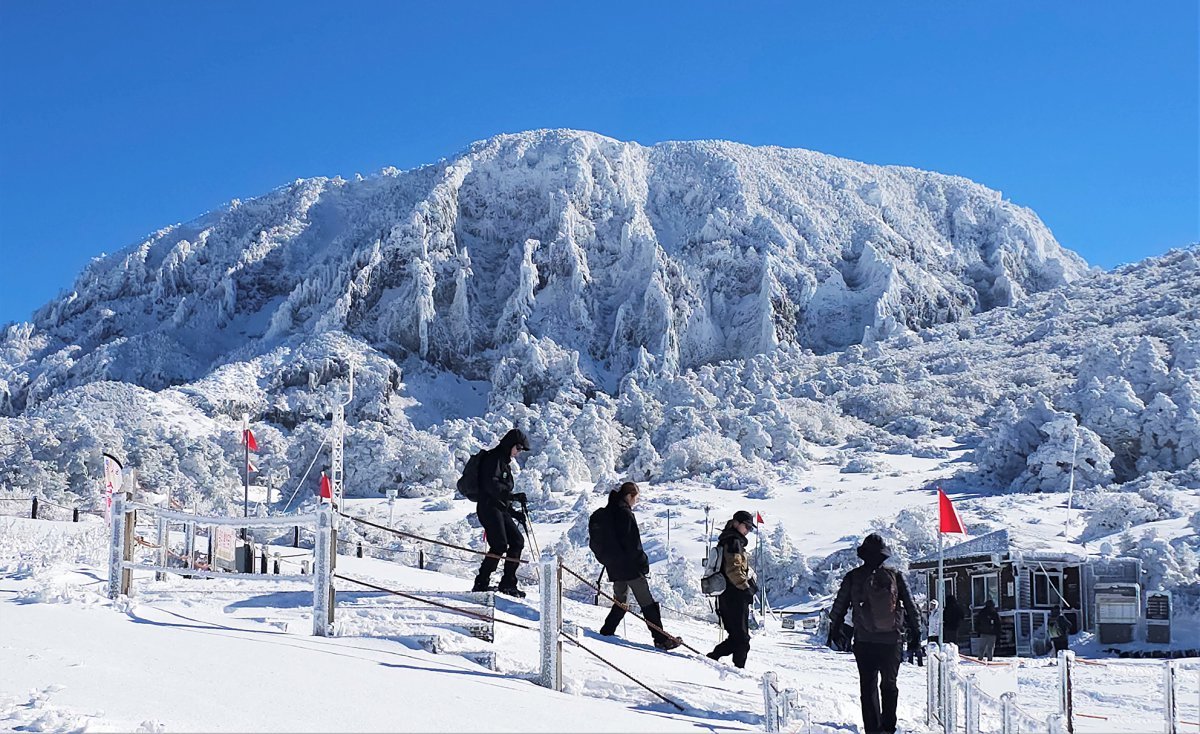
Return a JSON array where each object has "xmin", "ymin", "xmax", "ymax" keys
[
  {"xmin": 279, "ymin": 435, "xmax": 331, "ymax": 514},
  {"xmin": 339, "ymin": 512, "xmax": 532, "ymax": 565},
  {"xmin": 559, "ymin": 633, "xmax": 685, "ymax": 712},
  {"xmin": 558, "ymin": 564, "xmax": 695, "ymax": 656},
  {"xmin": 333, "ymin": 573, "xmax": 535, "ymax": 631}
]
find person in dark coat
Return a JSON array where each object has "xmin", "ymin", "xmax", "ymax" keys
[
  {"xmin": 943, "ymin": 594, "xmax": 964, "ymax": 645},
  {"xmin": 596, "ymin": 482, "xmax": 681, "ymax": 650},
  {"xmin": 974, "ymin": 599, "xmax": 1001, "ymax": 661},
  {"xmin": 1049, "ymin": 605, "xmax": 1071, "ymax": 654},
  {"xmin": 471, "ymin": 428, "xmax": 530, "ymax": 597},
  {"xmin": 827, "ymin": 534, "xmax": 921, "ymax": 734},
  {"xmin": 706, "ymin": 510, "xmax": 758, "ymax": 668}
]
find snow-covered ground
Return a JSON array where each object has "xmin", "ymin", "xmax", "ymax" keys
[{"xmin": 4, "ymin": 441, "xmax": 1198, "ymax": 733}]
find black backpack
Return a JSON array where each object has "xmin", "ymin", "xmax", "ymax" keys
[
  {"xmin": 588, "ymin": 507, "xmax": 613, "ymax": 565},
  {"xmin": 456, "ymin": 450, "xmax": 487, "ymax": 502},
  {"xmin": 851, "ymin": 567, "xmax": 902, "ymax": 634}
]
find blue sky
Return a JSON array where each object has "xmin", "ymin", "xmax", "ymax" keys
[{"xmin": 1, "ymin": 1, "xmax": 1196, "ymax": 324}]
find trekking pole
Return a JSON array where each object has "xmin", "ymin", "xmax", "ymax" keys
[
  {"xmin": 520, "ymin": 499, "xmax": 542, "ymax": 583},
  {"xmin": 594, "ymin": 567, "xmax": 606, "ymax": 606}
]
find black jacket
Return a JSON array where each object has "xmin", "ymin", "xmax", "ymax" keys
[
  {"xmin": 599, "ymin": 491, "xmax": 650, "ymax": 582},
  {"xmin": 829, "ymin": 537, "xmax": 920, "ymax": 646},
  {"xmin": 476, "ymin": 431, "xmax": 525, "ymax": 511},
  {"xmin": 975, "ymin": 605, "xmax": 1001, "ymax": 636}
]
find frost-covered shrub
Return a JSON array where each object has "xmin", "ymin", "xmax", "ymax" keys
[
  {"xmin": 1079, "ymin": 493, "xmax": 1162, "ymax": 540},
  {"xmin": 1118, "ymin": 531, "xmax": 1200, "ymax": 591},
  {"xmin": 1013, "ymin": 417, "xmax": 1113, "ymax": 493},
  {"xmin": 660, "ymin": 433, "xmax": 743, "ymax": 480},
  {"xmin": 841, "ymin": 456, "xmax": 885, "ymax": 474}
]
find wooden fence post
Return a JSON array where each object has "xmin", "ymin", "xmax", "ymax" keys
[{"xmin": 31, "ymin": 497, "xmax": 38, "ymax": 519}]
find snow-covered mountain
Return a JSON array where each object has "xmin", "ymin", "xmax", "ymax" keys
[
  {"xmin": 4, "ymin": 131, "xmax": 1199, "ymax": 607},
  {"xmin": 3, "ymin": 129, "xmax": 1085, "ymax": 413}
]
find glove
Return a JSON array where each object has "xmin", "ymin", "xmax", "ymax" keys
[
  {"xmin": 511, "ymin": 492, "xmax": 528, "ymax": 504},
  {"xmin": 511, "ymin": 510, "xmax": 527, "ymax": 525},
  {"xmin": 826, "ymin": 624, "xmax": 850, "ymax": 652}
]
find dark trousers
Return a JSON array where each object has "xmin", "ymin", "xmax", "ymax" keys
[
  {"xmin": 612, "ymin": 575, "xmax": 656, "ymax": 609},
  {"xmin": 476, "ymin": 503, "xmax": 524, "ymax": 585},
  {"xmin": 852, "ymin": 640, "xmax": 902, "ymax": 734},
  {"xmin": 1052, "ymin": 636, "xmax": 1069, "ymax": 653},
  {"xmin": 710, "ymin": 589, "xmax": 751, "ymax": 667}
]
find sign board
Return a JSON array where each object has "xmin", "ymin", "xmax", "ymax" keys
[
  {"xmin": 101, "ymin": 453, "xmax": 123, "ymax": 521},
  {"xmin": 213, "ymin": 526, "xmax": 237, "ymax": 570}
]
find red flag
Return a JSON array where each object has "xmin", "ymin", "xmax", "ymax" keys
[
  {"xmin": 319, "ymin": 472, "xmax": 332, "ymax": 500},
  {"xmin": 756, "ymin": 512, "xmax": 764, "ymax": 525},
  {"xmin": 247, "ymin": 460, "xmax": 257, "ymax": 473},
  {"xmin": 938, "ymin": 488, "xmax": 965, "ymax": 534},
  {"xmin": 243, "ymin": 429, "xmax": 258, "ymax": 452}
]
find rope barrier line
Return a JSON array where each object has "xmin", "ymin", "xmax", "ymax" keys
[
  {"xmin": 339, "ymin": 512, "xmax": 533, "ymax": 566},
  {"xmin": 559, "ymin": 633, "xmax": 686, "ymax": 712},
  {"xmin": 959, "ymin": 653, "xmax": 1013, "ymax": 667},
  {"xmin": 332, "ymin": 573, "xmax": 536, "ymax": 632},
  {"xmin": 558, "ymin": 564, "xmax": 696, "ymax": 656},
  {"xmin": 1076, "ymin": 712, "xmax": 1110, "ymax": 721}
]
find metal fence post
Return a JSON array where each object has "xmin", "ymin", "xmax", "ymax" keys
[
  {"xmin": 927, "ymin": 643, "xmax": 940, "ymax": 728},
  {"xmin": 107, "ymin": 493, "xmax": 127, "ymax": 599},
  {"xmin": 1000, "ymin": 691, "xmax": 1017, "ymax": 734},
  {"xmin": 31, "ymin": 497, "xmax": 39, "ymax": 519},
  {"xmin": 1164, "ymin": 660, "xmax": 1177, "ymax": 734},
  {"xmin": 538, "ymin": 554, "xmax": 561, "ymax": 691},
  {"xmin": 942, "ymin": 643, "xmax": 958, "ymax": 734},
  {"xmin": 72, "ymin": 507, "xmax": 79, "ymax": 522},
  {"xmin": 155, "ymin": 515, "xmax": 168, "ymax": 581},
  {"xmin": 184, "ymin": 521, "xmax": 195, "ymax": 569},
  {"xmin": 964, "ymin": 674, "xmax": 980, "ymax": 734},
  {"xmin": 1058, "ymin": 650, "xmax": 1075, "ymax": 733},
  {"xmin": 312, "ymin": 506, "xmax": 333, "ymax": 637},
  {"xmin": 762, "ymin": 671, "xmax": 780, "ymax": 733}
]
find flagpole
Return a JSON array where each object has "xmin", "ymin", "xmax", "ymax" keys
[
  {"xmin": 937, "ymin": 489, "xmax": 944, "ymax": 643},
  {"xmin": 242, "ymin": 414, "xmax": 250, "ymax": 528}
]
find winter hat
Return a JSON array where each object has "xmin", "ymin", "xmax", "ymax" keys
[
  {"xmin": 856, "ymin": 533, "xmax": 892, "ymax": 564},
  {"xmin": 733, "ymin": 510, "xmax": 757, "ymax": 530},
  {"xmin": 499, "ymin": 428, "xmax": 531, "ymax": 452}
]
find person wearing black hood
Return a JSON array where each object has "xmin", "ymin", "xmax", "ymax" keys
[
  {"xmin": 594, "ymin": 482, "xmax": 682, "ymax": 650},
  {"xmin": 706, "ymin": 510, "xmax": 758, "ymax": 668},
  {"xmin": 472, "ymin": 428, "xmax": 531, "ymax": 597},
  {"xmin": 827, "ymin": 533, "xmax": 921, "ymax": 734}
]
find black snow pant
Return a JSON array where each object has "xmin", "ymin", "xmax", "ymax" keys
[
  {"xmin": 709, "ymin": 588, "xmax": 751, "ymax": 667},
  {"xmin": 852, "ymin": 640, "xmax": 903, "ymax": 734},
  {"xmin": 475, "ymin": 503, "xmax": 524, "ymax": 587},
  {"xmin": 600, "ymin": 575, "xmax": 672, "ymax": 645}
]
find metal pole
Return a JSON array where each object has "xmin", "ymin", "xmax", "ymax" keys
[
  {"xmin": 1164, "ymin": 660, "xmax": 1177, "ymax": 734},
  {"xmin": 964, "ymin": 674, "xmax": 980, "ymax": 734},
  {"xmin": 108, "ymin": 492, "xmax": 127, "ymax": 599},
  {"xmin": 538, "ymin": 554, "xmax": 561, "ymax": 691},
  {"xmin": 242, "ymin": 414, "xmax": 250, "ymax": 524},
  {"xmin": 313, "ymin": 506, "xmax": 333, "ymax": 637},
  {"xmin": 927, "ymin": 643, "xmax": 939, "ymax": 729},
  {"xmin": 762, "ymin": 671, "xmax": 780, "ymax": 733},
  {"xmin": 1064, "ymin": 430, "xmax": 1079, "ymax": 537},
  {"xmin": 1058, "ymin": 650, "xmax": 1075, "ymax": 734},
  {"xmin": 155, "ymin": 514, "xmax": 167, "ymax": 581}
]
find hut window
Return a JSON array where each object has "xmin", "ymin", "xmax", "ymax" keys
[
  {"xmin": 971, "ymin": 573, "xmax": 999, "ymax": 608},
  {"xmin": 1032, "ymin": 570, "xmax": 1064, "ymax": 607}
]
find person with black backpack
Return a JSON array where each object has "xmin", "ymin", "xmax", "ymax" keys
[
  {"xmin": 589, "ymin": 482, "xmax": 681, "ymax": 650},
  {"xmin": 826, "ymin": 533, "xmax": 921, "ymax": 734},
  {"xmin": 974, "ymin": 598, "xmax": 1001, "ymax": 661},
  {"xmin": 467, "ymin": 428, "xmax": 531, "ymax": 597},
  {"xmin": 1049, "ymin": 605, "xmax": 1071, "ymax": 654},
  {"xmin": 706, "ymin": 510, "xmax": 758, "ymax": 668}
]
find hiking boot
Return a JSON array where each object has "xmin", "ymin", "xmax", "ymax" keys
[
  {"xmin": 497, "ymin": 583, "xmax": 526, "ymax": 599},
  {"xmin": 471, "ymin": 575, "xmax": 494, "ymax": 593},
  {"xmin": 654, "ymin": 635, "xmax": 683, "ymax": 651}
]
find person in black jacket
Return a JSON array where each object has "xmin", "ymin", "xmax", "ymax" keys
[
  {"xmin": 974, "ymin": 599, "xmax": 1001, "ymax": 661},
  {"xmin": 827, "ymin": 534, "xmax": 921, "ymax": 734},
  {"xmin": 706, "ymin": 510, "xmax": 758, "ymax": 668},
  {"xmin": 943, "ymin": 594, "xmax": 966, "ymax": 646},
  {"xmin": 471, "ymin": 428, "xmax": 531, "ymax": 597},
  {"xmin": 595, "ymin": 482, "xmax": 681, "ymax": 650}
]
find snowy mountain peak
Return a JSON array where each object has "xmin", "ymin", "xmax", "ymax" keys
[{"xmin": 5, "ymin": 129, "xmax": 1086, "ymax": 411}]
